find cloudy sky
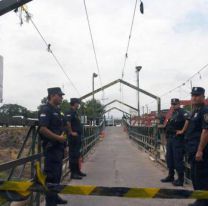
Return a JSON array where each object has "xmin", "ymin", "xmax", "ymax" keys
[{"xmin": 0, "ymin": 0, "xmax": 208, "ymax": 117}]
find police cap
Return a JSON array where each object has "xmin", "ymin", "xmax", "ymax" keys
[
  {"xmin": 47, "ymin": 87, "xmax": 65, "ymax": 96},
  {"xmin": 171, "ymin": 98, "xmax": 180, "ymax": 105},
  {"xmin": 70, "ymin": 98, "xmax": 81, "ymax": 104},
  {"xmin": 191, "ymin": 87, "xmax": 205, "ymax": 96}
]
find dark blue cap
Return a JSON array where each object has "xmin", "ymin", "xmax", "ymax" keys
[
  {"xmin": 191, "ymin": 87, "xmax": 205, "ymax": 96},
  {"xmin": 171, "ymin": 98, "xmax": 180, "ymax": 105},
  {"xmin": 47, "ymin": 87, "xmax": 65, "ymax": 96},
  {"xmin": 70, "ymin": 98, "xmax": 80, "ymax": 104}
]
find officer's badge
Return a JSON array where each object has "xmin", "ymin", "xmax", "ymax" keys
[
  {"xmin": 40, "ymin": 113, "xmax": 46, "ymax": 117},
  {"xmin": 204, "ymin": 113, "xmax": 208, "ymax": 123},
  {"xmin": 194, "ymin": 113, "xmax": 198, "ymax": 118}
]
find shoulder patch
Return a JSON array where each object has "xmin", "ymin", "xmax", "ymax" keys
[{"xmin": 204, "ymin": 113, "xmax": 208, "ymax": 123}]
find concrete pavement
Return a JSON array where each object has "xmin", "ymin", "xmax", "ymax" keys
[{"xmin": 62, "ymin": 127, "xmax": 193, "ymax": 206}]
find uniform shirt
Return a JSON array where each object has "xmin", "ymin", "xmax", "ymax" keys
[
  {"xmin": 65, "ymin": 109, "xmax": 82, "ymax": 135},
  {"xmin": 38, "ymin": 103, "xmax": 66, "ymax": 149},
  {"xmin": 166, "ymin": 108, "xmax": 189, "ymax": 135},
  {"xmin": 185, "ymin": 105, "xmax": 208, "ymax": 154}
]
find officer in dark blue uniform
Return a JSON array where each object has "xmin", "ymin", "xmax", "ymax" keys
[
  {"xmin": 185, "ymin": 87, "xmax": 208, "ymax": 206},
  {"xmin": 161, "ymin": 98, "xmax": 188, "ymax": 186},
  {"xmin": 39, "ymin": 87, "xmax": 68, "ymax": 206},
  {"xmin": 65, "ymin": 98, "xmax": 86, "ymax": 179}
]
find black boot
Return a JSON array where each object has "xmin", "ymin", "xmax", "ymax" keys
[
  {"xmin": 188, "ymin": 200, "xmax": 207, "ymax": 206},
  {"xmin": 161, "ymin": 171, "xmax": 174, "ymax": 183},
  {"xmin": 55, "ymin": 195, "xmax": 68, "ymax": 204},
  {"xmin": 76, "ymin": 162, "xmax": 87, "ymax": 177},
  {"xmin": 78, "ymin": 171, "xmax": 87, "ymax": 177},
  {"xmin": 45, "ymin": 193, "xmax": 57, "ymax": 206},
  {"xmin": 70, "ymin": 162, "xmax": 83, "ymax": 179},
  {"xmin": 172, "ymin": 173, "xmax": 184, "ymax": 186},
  {"xmin": 71, "ymin": 173, "xmax": 83, "ymax": 180}
]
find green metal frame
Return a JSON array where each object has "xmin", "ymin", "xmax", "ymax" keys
[
  {"xmin": 80, "ymin": 79, "xmax": 161, "ymax": 113},
  {"xmin": 0, "ymin": 121, "xmax": 104, "ymax": 206}
]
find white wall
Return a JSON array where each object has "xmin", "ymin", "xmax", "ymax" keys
[{"xmin": 0, "ymin": 55, "xmax": 3, "ymax": 103}]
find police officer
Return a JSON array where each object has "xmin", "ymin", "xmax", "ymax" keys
[
  {"xmin": 161, "ymin": 98, "xmax": 188, "ymax": 186},
  {"xmin": 39, "ymin": 87, "xmax": 68, "ymax": 206},
  {"xmin": 185, "ymin": 87, "xmax": 208, "ymax": 206},
  {"xmin": 65, "ymin": 98, "xmax": 86, "ymax": 179}
]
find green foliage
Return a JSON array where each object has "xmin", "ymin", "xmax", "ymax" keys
[
  {"xmin": 37, "ymin": 97, "xmax": 104, "ymax": 119},
  {"xmin": 81, "ymin": 99, "xmax": 104, "ymax": 119},
  {"xmin": 0, "ymin": 104, "xmax": 28, "ymax": 117},
  {"xmin": 37, "ymin": 96, "xmax": 48, "ymax": 111},
  {"xmin": 183, "ymin": 105, "xmax": 192, "ymax": 112},
  {"xmin": 60, "ymin": 99, "xmax": 71, "ymax": 113},
  {"xmin": 0, "ymin": 104, "xmax": 38, "ymax": 118}
]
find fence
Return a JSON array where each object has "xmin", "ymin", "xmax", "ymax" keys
[
  {"xmin": 123, "ymin": 120, "xmax": 191, "ymax": 184},
  {"xmin": 0, "ymin": 120, "xmax": 104, "ymax": 206}
]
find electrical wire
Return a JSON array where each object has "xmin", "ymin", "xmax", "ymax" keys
[
  {"xmin": 160, "ymin": 63, "xmax": 208, "ymax": 97},
  {"xmin": 142, "ymin": 63, "xmax": 208, "ymax": 111},
  {"xmin": 121, "ymin": 0, "xmax": 138, "ymax": 79},
  {"xmin": 22, "ymin": 8, "xmax": 81, "ymax": 96},
  {"xmin": 83, "ymin": 0, "xmax": 103, "ymax": 90}
]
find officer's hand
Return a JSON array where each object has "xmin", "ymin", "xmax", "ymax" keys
[
  {"xmin": 57, "ymin": 135, "xmax": 67, "ymax": 143},
  {"xmin": 71, "ymin": 132, "xmax": 78, "ymax": 137},
  {"xmin": 176, "ymin": 130, "xmax": 183, "ymax": 136},
  {"xmin": 195, "ymin": 150, "xmax": 203, "ymax": 161}
]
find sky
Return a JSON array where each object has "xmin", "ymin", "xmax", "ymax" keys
[{"xmin": 0, "ymin": 0, "xmax": 208, "ymax": 118}]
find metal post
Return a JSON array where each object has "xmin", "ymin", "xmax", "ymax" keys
[
  {"xmin": 136, "ymin": 66, "xmax": 142, "ymax": 117},
  {"xmin": 92, "ymin": 73, "xmax": 98, "ymax": 126},
  {"xmin": 92, "ymin": 74, "xmax": 95, "ymax": 101}
]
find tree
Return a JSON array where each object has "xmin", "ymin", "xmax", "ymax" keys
[
  {"xmin": 60, "ymin": 99, "xmax": 70, "ymax": 113},
  {"xmin": 0, "ymin": 104, "xmax": 28, "ymax": 117},
  {"xmin": 82, "ymin": 99, "xmax": 104, "ymax": 120},
  {"xmin": 37, "ymin": 97, "xmax": 48, "ymax": 111}
]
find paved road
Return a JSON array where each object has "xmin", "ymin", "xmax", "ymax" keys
[{"xmin": 62, "ymin": 127, "xmax": 193, "ymax": 206}]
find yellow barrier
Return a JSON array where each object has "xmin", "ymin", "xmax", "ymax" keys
[{"xmin": 1, "ymin": 162, "xmax": 208, "ymax": 202}]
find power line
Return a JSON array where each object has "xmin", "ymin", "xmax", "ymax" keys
[
  {"xmin": 160, "ymin": 63, "xmax": 208, "ymax": 97},
  {"xmin": 142, "ymin": 63, "xmax": 208, "ymax": 110},
  {"xmin": 121, "ymin": 0, "xmax": 138, "ymax": 79},
  {"xmin": 83, "ymin": 0, "xmax": 103, "ymax": 89},
  {"xmin": 22, "ymin": 7, "xmax": 81, "ymax": 96}
]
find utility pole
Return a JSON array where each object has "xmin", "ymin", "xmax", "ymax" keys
[
  {"xmin": 92, "ymin": 73, "xmax": 98, "ymax": 125},
  {"xmin": 136, "ymin": 66, "xmax": 142, "ymax": 117},
  {"xmin": 92, "ymin": 73, "xmax": 98, "ymax": 101}
]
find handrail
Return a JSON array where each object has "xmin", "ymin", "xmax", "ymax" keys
[
  {"xmin": 123, "ymin": 119, "xmax": 191, "ymax": 183},
  {"xmin": 0, "ymin": 120, "xmax": 105, "ymax": 205}
]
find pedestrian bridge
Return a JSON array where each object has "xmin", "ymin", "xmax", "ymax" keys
[
  {"xmin": 64, "ymin": 126, "xmax": 192, "ymax": 206},
  {"xmin": 0, "ymin": 122, "xmax": 194, "ymax": 206}
]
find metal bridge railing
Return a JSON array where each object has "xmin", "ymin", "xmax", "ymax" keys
[
  {"xmin": 0, "ymin": 120, "xmax": 104, "ymax": 206},
  {"xmin": 123, "ymin": 120, "xmax": 191, "ymax": 184}
]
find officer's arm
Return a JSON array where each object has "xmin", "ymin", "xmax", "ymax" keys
[
  {"xmin": 176, "ymin": 120, "xmax": 189, "ymax": 135},
  {"xmin": 196, "ymin": 111, "xmax": 208, "ymax": 161},
  {"xmin": 66, "ymin": 121, "xmax": 78, "ymax": 136},
  {"xmin": 65, "ymin": 112, "xmax": 78, "ymax": 136},
  {"xmin": 196, "ymin": 129, "xmax": 208, "ymax": 161},
  {"xmin": 197, "ymin": 129, "xmax": 208, "ymax": 152},
  {"xmin": 39, "ymin": 127, "xmax": 65, "ymax": 142}
]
